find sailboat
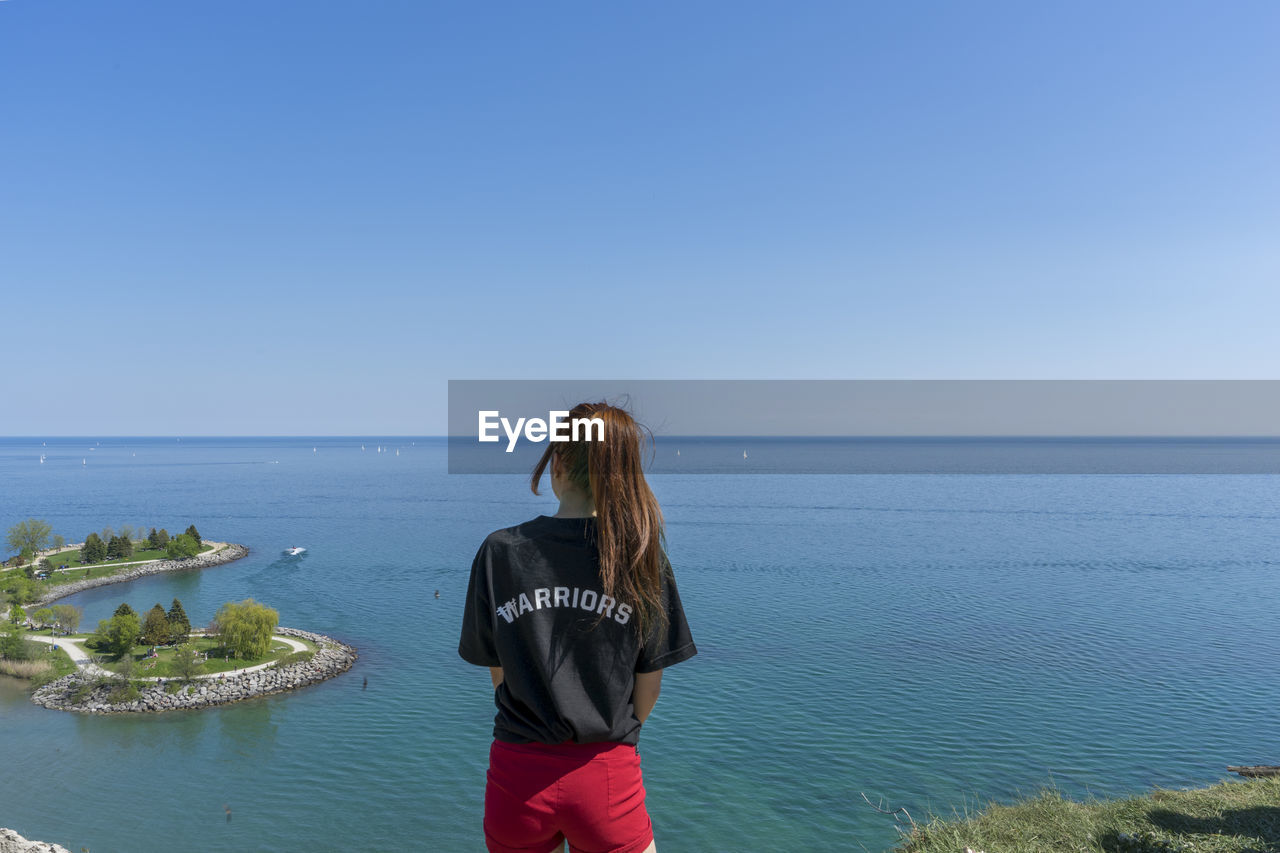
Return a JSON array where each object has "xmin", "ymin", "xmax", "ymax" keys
[{"xmin": 743, "ymin": 450, "xmax": 748, "ymax": 459}]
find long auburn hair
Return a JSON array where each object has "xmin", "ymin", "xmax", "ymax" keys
[{"xmin": 531, "ymin": 401, "xmax": 666, "ymax": 637}]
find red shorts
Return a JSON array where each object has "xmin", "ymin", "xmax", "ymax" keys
[{"xmin": 484, "ymin": 739, "xmax": 654, "ymax": 853}]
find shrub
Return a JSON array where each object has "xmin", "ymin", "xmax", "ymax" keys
[
  {"xmin": 166, "ymin": 534, "xmax": 200, "ymax": 560},
  {"xmin": 71, "ymin": 676, "xmax": 109, "ymax": 704},
  {"xmin": 0, "ymin": 626, "xmax": 34, "ymax": 661},
  {"xmin": 107, "ymin": 682, "xmax": 139, "ymax": 703}
]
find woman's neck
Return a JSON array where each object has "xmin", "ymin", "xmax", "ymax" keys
[{"xmin": 554, "ymin": 494, "xmax": 596, "ymax": 519}]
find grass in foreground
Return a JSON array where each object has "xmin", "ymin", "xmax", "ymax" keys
[{"xmin": 894, "ymin": 778, "xmax": 1280, "ymax": 853}]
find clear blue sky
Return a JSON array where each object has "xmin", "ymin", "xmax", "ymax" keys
[{"xmin": 2, "ymin": 2, "xmax": 1276, "ymax": 435}]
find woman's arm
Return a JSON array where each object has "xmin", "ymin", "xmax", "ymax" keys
[
  {"xmin": 633, "ymin": 670, "xmax": 663, "ymax": 723},
  {"xmin": 489, "ymin": 666, "xmax": 504, "ymax": 689}
]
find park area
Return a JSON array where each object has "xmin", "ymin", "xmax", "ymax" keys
[{"xmin": 99, "ymin": 633, "xmax": 317, "ymax": 678}]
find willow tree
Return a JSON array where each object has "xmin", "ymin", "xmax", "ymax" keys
[
  {"xmin": 6, "ymin": 519, "xmax": 52, "ymax": 561},
  {"xmin": 215, "ymin": 599, "xmax": 278, "ymax": 659}
]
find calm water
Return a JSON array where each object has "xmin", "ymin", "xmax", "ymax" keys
[{"xmin": 2, "ymin": 437, "xmax": 1279, "ymax": 852}]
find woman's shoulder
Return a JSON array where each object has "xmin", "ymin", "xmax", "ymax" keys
[
  {"xmin": 478, "ymin": 515, "xmax": 595, "ymax": 561},
  {"xmin": 481, "ymin": 520, "xmax": 529, "ymax": 545}
]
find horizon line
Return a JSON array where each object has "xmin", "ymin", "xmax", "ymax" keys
[{"xmin": 7, "ymin": 434, "xmax": 1280, "ymax": 441}]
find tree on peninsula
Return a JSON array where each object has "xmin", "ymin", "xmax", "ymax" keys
[
  {"xmin": 167, "ymin": 598, "xmax": 191, "ymax": 642},
  {"xmin": 142, "ymin": 604, "xmax": 171, "ymax": 646},
  {"xmin": 215, "ymin": 599, "xmax": 278, "ymax": 659},
  {"xmin": 0, "ymin": 622, "xmax": 29, "ymax": 661},
  {"xmin": 6, "ymin": 519, "xmax": 53, "ymax": 561},
  {"xmin": 97, "ymin": 610, "xmax": 141, "ymax": 656},
  {"xmin": 171, "ymin": 642, "xmax": 203, "ymax": 682},
  {"xmin": 113, "ymin": 602, "xmax": 136, "ymax": 619},
  {"xmin": 2, "ymin": 576, "xmax": 38, "ymax": 606},
  {"xmin": 50, "ymin": 604, "xmax": 82, "ymax": 634},
  {"xmin": 106, "ymin": 534, "xmax": 134, "ymax": 561},
  {"xmin": 8, "ymin": 604, "xmax": 26, "ymax": 626},
  {"xmin": 82, "ymin": 532, "xmax": 107, "ymax": 564},
  {"xmin": 185, "ymin": 525, "xmax": 202, "ymax": 546},
  {"xmin": 166, "ymin": 533, "xmax": 200, "ymax": 559}
]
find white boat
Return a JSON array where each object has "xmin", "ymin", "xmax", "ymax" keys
[{"xmin": 284, "ymin": 546, "xmax": 306, "ymax": 556}]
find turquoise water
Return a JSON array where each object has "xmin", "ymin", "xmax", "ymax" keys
[{"xmin": 2, "ymin": 438, "xmax": 1279, "ymax": 852}]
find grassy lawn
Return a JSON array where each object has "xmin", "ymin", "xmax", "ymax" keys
[
  {"xmin": 894, "ymin": 778, "xmax": 1280, "ymax": 853},
  {"xmin": 92, "ymin": 635, "xmax": 314, "ymax": 678},
  {"xmin": 43, "ymin": 643, "xmax": 77, "ymax": 679},
  {"xmin": 42, "ymin": 544, "xmax": 211, "ymax": 569},
  {"xmin": 46, "ymin": 545, "xmax": 170, "ymax": 563}
]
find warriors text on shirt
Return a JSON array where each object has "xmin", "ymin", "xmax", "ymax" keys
[{"xmin": 496, "ymin": 586, "xmax": 633, "ymax": 626}]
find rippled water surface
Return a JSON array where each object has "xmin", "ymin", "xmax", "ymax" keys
[{"xmin": 1, "ymin": 438, "xmax": 1278, "ymax": 852}]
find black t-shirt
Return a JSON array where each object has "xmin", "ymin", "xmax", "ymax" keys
[{"xmin": 458, "ymin": 514, "xmax": 697, "ymax": 745}]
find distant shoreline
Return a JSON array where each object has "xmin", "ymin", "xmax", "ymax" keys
[{"xmin": 30, "ymin": 542, "xmax": 249, "ymax": 608}]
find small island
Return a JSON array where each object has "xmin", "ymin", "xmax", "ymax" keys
[{"xmin": 2, "ymin": 519, "xmax": 356, "ymax": 713}]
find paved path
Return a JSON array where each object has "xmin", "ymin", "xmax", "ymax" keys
[{"xmin": 26, "ymin": 633, "xmax": 307, "ymax": 682}]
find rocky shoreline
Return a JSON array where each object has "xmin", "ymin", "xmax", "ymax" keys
[
  {"xmin": 31, "ymin": 542, "xmax": 250, "ymax": 607},
  {"xmin": 0, "ymin": 828, "xmax": 70, "ymax": 853},
  {"xmin": 31, "ymin": 627, "xmax": 357, "ymax": 714}
]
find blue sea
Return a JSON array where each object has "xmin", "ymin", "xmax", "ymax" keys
[{"xmin": 2, "ymin": 437, "xmax": 1279, "ymax": 852}]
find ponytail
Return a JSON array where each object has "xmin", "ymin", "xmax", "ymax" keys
[{"xmin": 531, "ymin": 402, "xmax": 666, "ymax": 637}]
